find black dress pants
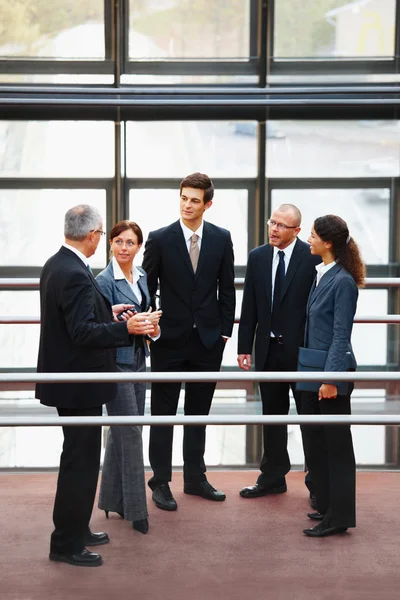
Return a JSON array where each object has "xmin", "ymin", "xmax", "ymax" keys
[
  {"xmin": 50, "ymin": 405, "xmax": 102, "ymax": 554},
  {"xmin": 300, "ymin": 389, "xmax": 356, "ymax": 528},
  {"xmin": 148, "ymin": 330, "xmax": 224, "ymax": 487},
  {"xmin": 257, "ymin": 339, "xmax": 301, "ymax": 486}
]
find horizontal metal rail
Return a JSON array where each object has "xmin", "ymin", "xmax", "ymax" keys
[
  {"xmin": 1, "ymin": 371, "xmax": 399, "ymax": 383},
  {"xmin": 3, "ymin": 84, "xmax": 400, "ymax": 96},
  {"xmin": 2, "ymin": 97, "xmax": 400, "ymax": 108},
  {"xmin": 1, "ymin": 315, "xmax": 398, "ymax": 325},
  {"xmin": 0, "ymin": 414, "xmax": 399, "ymax": 427},
  {"xmin": 0, "ymin": 277, "xmax": 398, "ymax": 289},
  {"xmin": 1, "ymin": 372, "xmax": 400, "ymax": 426}
]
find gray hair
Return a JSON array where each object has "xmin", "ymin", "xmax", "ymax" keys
[{"xmin": 64, "ymin": 204, "xmax": 103, "ymax": 241}]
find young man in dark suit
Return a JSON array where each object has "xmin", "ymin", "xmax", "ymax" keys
[
  {"xmin": 143, "ymin": 172, "xmax": 235, "ymax": 511},
  {"xmin": 237, "ymin": 204, "xmax": 320, "ymax": 499},
  {"xmin": 36, "ymin": 204, "xmax": 157, "ymax": 567}
]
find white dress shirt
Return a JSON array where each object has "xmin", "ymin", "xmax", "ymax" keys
[
  {"xmin": 271, "ymin": 238, "xmax": 297, "ymax": 301},
  {"xmin": 112, "ymin": 256, "xmax": 144, "ymax": 304},
  {"xmin": 315, "ymin": 260, "xmax": 336, "ymax": 286},
  {"xmin": 180, "ymin": 219, "xmax": 204, "ymax": 252},
  {"xmin": 270, "ymin": 238, "xmax": 297, "ymax": 338},
  {"xmin": 112, "ymin": 257, "xmax": 161, "ymax": 341}
]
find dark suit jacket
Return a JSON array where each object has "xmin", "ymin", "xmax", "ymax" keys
[
  {"xmin": 36, "ymin": 246, "xmax": 132, "ymax": 409},
  {"xmin": 96, "ymin": 260, "xmax": 151, "ymax": 362},
  {"xmin": 306, "ymin": 263, "xmax": 358, "ymax": 372},
  {"xmin": 238, "ymin": 238, "xmax": 320, "ymax": 370},
  {"xmin": 142, "ymin": 219, "xmax": 235, "ymax": 350}
]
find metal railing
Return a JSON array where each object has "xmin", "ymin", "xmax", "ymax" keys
[
  {"xmin": 0, "ymin": 277, "xmax": 399, "ymax": 289},
  {"xmin": 0, "ymin": 277, "xmax": 399, "ymax": 325},
  {"xmin": 0, "ymin": 371, "xmax": 400, "ymax": 428}
]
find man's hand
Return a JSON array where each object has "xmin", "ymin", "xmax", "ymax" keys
[
  {"xmin": 237, "ymin": 354, "xmax": 252, "ymax": 371},
  {"xmin": 145, "ymin": 308, "xmax": 162, "ymax": 337},
  {"xmin": 318, "ymin": 383, "xmax": 337, "ymax": 400},
  {"xmin": 127, "ymin": 311, "xmax": 159, "ymax": 335}
]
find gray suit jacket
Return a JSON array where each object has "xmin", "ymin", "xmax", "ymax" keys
[
  {"xmin": 96, "ymin": 261, "xmax": 151, "ymax": 363},
  {"xmin": 306, "ymin": 263, "xmax": 358, "ymax": 373}
]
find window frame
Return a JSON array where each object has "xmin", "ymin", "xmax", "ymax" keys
[
  {"xmin": 268, "ymin": 0, "xmax": 400, "ymax": 79},
  {"xmin": 122, "ymin": 0, "xmax": 260, "ymax": 77},
  {"xmin": 0, "ymin": 0, "xmax": 114, "ymax": 75}
]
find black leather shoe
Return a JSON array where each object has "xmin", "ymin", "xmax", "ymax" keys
[
  {"xmin": 307, "ymin": 512, "xmax": 324, "ymax": 521},
  {"xmin": 303, "ymin": 523, "xmax": 348, "ymax": 537},
  {"xmin": 132, "ymin": 518, "xmax": 149, "ymax": 534},
  {"xmin": 310, "ymin": 492, "xmax": 318, "ymax": 510},
  {"xmin": 49, "ymin": 549, "xmax": 103, "ymax": 567},
  {"xmin": 84, "ymin": 531, "xmax": 110, "ymax": 547},
  {"xmin": 152, "ymin": 483, "xmax": 177, "ymax": 511},
  {"xmin": 239, "ymin": 480, "xmax": 287, "ymax": 498},
  {"xmin": 184, "ymin": 480, "xmax": 226, "ymax": 501}
]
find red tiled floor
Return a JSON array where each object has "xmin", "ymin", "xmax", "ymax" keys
[{"xmin": 1, "ymin": 471, "xmax": 399, "ymax": 600}]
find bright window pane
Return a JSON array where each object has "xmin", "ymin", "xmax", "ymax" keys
[
  {"xmin": 129, "ymin": 0, "xmax": 250, "ymax": 60},
  {"xmin": 0, "ymin": 291, "xmax": 40, "ymax": 369},
  {"xmin": 0, "ymin": 2, "xmax": 105, "ymax": 59},
  {"xmin": 266, "ymin": 121, "xmax": 400, "ymax": 178},
  {"xmin": 274, "ymin": 0, "xmax": 395, "ymax": 58},
  {"xmin": 130, "ymin": 188, "xmax": 248, "ymax": 266},
  {"xmin": 352, "ymin": 289, "xmax": 388, "ymax": 366},
  {"xmin": 127, "ymin": 121, "xmax": 257, "ymax": 178},
  {"xmin": 271, "ymin": 187, "xmax": 389, "ymax": 264},
  {"xmin": 0, "ymin": 121, "xmax": 114, "ymax": 178},
  {"xmin": 0, "ymin": 189, "xmax": 107, "ymax": 267}
]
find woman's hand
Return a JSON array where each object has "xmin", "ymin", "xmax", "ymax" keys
[
  {"xmin": 112, "ymin": 304, "xmax": 136, "ymax": 322},
  {"xmin": 318, "ymin": 383, "xmax": 338, "ymax": 400}
]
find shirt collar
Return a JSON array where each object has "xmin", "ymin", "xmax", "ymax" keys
[
  {"xmin": 273, "ymin": 238, "xmax": 297, "ymax": 261},
  {"xmin": 315, "ymin": 260, "xmax": 336, "ymax": 279},
  {"xmin": 180, "ymin": 219, "xmax": 204, "ymax": 242},
  {"xmin": 112, "ymin": 256, "xmax": 143, "ymax": 284},
  {"xmin": 63, "ymin": 243, "xmax": 88, "ymax": 266}
]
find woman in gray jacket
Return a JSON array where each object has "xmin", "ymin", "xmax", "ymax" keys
[
  {"xmin": 300, "ymin": 215, "xmax": 365, "ymax": 538},
  {"xmin": 97, "ymin": 220, "xmax": 161, "ymax": 534}
]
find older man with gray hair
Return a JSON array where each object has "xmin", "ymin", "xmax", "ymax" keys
[{"xmin": 36, "ymin": 205, "xmax": 157, "ymax": 567}]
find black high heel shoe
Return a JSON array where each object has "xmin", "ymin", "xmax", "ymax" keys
[
  {"xmin": 104, "ymin": 510, "xmax": 124, "ymax": 519},
  {"xmin": 132, "ymin": 518, "xmax": 148, "ymax": 534}
]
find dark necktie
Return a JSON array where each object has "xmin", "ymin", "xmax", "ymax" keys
[{"xmin": 271, "ymin": 250, "xmax": 285, "ymax": 337}]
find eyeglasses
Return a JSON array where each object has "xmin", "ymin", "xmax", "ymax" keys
[
  {"xmin": 114, "ymin": 239, "xmax": 136, "ymax": 247},
  {"xmin": 267, "ymin": 219, "xmax": 299, "ymax": 231},
  {"xmin": 91, "ymin": 229, "xmax": 106, "ymax": 236}
]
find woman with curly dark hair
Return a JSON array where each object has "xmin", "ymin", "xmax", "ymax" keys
[{"xmin": 299, "ymin": 214, "xmax": 365, "ymax": 538}]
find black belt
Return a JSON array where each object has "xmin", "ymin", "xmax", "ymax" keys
[{"xmin": 270, "ymin": 335, "xmax": 284, "ymax": 345}]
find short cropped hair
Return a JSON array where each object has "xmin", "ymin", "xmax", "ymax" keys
[
  {"xmin": 277, "ymin": 204, "xmax": 302, "ymax": 227},
  {"xmin": 180, "ymin": 172, "xmax": 214, "ymax": 203},
  {"xmin": 64, "ymin": 204, "xmax": 102, "ymax": 241}
]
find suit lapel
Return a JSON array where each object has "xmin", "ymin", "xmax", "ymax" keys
[
  {"xmin": 308, "ymin": 263, "xmax": 342, "ymax": 309},
  {"xmin": 195, "ymin": 221, "xmax": 213, "ymax": 279},
  {"xmin": 115, "ymin": 279, "xmax": 139, "ymax": 305},
  {"xmin": 263, "ymin": 245, "xmax": 274, "ymax": 310},
  {"xmin": 172, "ymin": 220, "xmax": 194, "ymax": 277},
  {"xmin": 281, "ymin": 239, "xmax": 306, "ymax": 299},
  {"xmin": 137, "ymin": 273, "xmax": 151, "ymax": 309}
]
